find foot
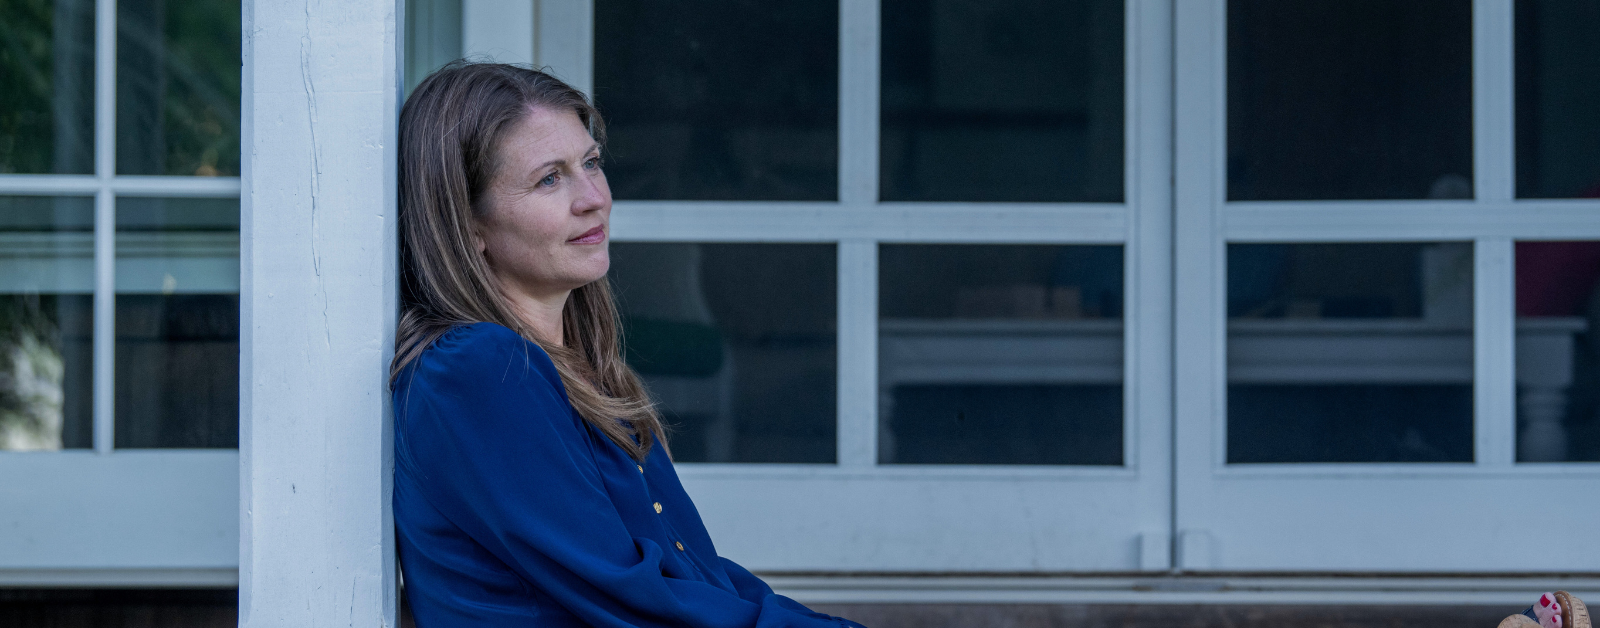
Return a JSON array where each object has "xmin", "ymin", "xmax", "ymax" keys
[{"xmin": 1535, "ymin": 592, "xmax": 1564, "ymax": 628}]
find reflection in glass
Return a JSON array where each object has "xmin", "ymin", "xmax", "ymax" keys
[
  {"xmin": 1227, "ymin": 243, "xmax": 1474, "ymax": 463},
  {"xmin": 879, "ymin": 245, "xmax": 1124, "ymax": 465},
  {"xmin": 609, "ymin": 243, "xmax": 836, "ymax": 463},
  {"xmin": 594, "ymin": 0, "xmax": 838, "ymax": 201},
  {"xmin": 0, "ymin": 0, "xmax": 95, "ymax": 174},
  {"xmin": 880, "ymin": 0, "xmax": 1123, "ymax": 202},
  {"xmin": 403, "ymin": 0, "xmax": 461, "ymax": 94},
  {"xmin": 116, "ymin": 0, "xmax": 241, "ymax": 176},
  {"xmin": 1227, "ymin": 0, "xmax": 1473, "ymax": 201},
  {"xmin": 1514, "ymin": 242, "xmax": 1600, "ymax": 462},
  {"xmin": 0, "ymin": 197, "xmax": 94, "ymax": 450},
  {"xmin": 114, "ymin": 197, "xmax": 239, "ymax": 448},
  {"xmin": 1515, "ymin": 0, "xmax": 1600, "ymax": 199}
]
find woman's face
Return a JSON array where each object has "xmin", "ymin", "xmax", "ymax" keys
[{"xmin": 476, "ymin": 106, "xmax": 611, "ymax": 303}]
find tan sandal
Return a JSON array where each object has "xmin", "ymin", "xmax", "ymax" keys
[
  {"xmin": 1556, "ymin": 591, "xmax": 1591, "ymax": 628},
  {"xmin": 1502, "ymin": 614, "xmax": 1542, "ymax": 628}
]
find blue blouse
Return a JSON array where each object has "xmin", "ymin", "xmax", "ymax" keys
[{"xmin": 393, "ymin": 323, "xmax": 865, "ymax": 627}]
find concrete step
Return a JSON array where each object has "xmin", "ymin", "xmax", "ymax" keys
[{"xmin": 810, "ymin": 603, "xmax": 1519, "ymax": 628}]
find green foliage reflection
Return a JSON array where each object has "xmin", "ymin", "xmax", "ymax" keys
[
  {"xmin": 0, "ymin": 0, "xmax": 95, "ymax": 174},
  {"xmin": 117, "ymin": 0, "xmax": 241, "ymax": 176}
]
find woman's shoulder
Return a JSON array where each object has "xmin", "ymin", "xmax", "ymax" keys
[
  {"xmin": 435, "ymin": 321, "xmax": 526, "ymax": 352},
  {"xmin": 410, "ymin": 322, "xmax": 562, "ymax": 392}
]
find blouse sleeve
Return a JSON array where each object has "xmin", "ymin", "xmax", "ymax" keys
[
  {"xmin": 718, "ymin": 556, "xmax": 845, "ymax": 621},
  {"xmin": 397, "ymin": 324, "xmax": 861, "ymax": 628}
]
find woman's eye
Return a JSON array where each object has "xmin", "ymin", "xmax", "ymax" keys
[
  {"xmin": 583, "ymin": 157, "xmax": 601, "ymax": 170},
  {"xmin": 538, "ymin": 173, "xmax": 558, "ymax": 187}
]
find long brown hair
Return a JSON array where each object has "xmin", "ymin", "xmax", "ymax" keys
[{"xmin": 392, "ymin": 61, "xmax": 664, "ymax": 460}]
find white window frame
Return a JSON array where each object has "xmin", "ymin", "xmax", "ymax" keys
[
  {"xmin": 0, "ymin": 0, "xmax": 240, "ymax": 586},
  {"xmin": 1171, "ymin": 0, "xmax": 1600, "ymax": 574}
]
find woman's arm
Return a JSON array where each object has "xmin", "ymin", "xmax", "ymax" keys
[{"xmin": 398, "ymin": 323, "xmax": 860, "ymax": 628}]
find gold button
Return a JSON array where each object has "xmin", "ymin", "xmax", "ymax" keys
[
  {"xmin": 653, "ymin": 502, "xmax": 663, "ymax": 514},
  {"xmin": 637, "ymin": 465, "xmax": 644, "ymax": 473},
  {"xmin": 675, "ymin": 542, "xmax": 685, "ymax": 551}
]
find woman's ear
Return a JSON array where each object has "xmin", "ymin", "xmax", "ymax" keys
[{"xmin": 468, "ymin": 219, "xmax": 489, "ymax": 259}]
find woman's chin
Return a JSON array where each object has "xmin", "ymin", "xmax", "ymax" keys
[
  {"xmin": 577, "ymin": 251, "xmax": 610, "ymax": 282},
  {"xmin": 563, "ymin": 263, "xmax": 611, "ymax": 290}
]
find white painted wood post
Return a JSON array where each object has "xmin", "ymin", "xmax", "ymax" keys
[{"xmin": 239, "ymin": 0, "xmax": 401, "ymax": 625}]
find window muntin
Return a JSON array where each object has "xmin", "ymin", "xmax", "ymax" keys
[
  {"xmin": 1226, "ymin": 243, "xmax": 1475, "ymax": 463},
  {"xmin": 878, "ymin": 244, "xmax": 1125, "ymax": 465},
  {"xmin": 115, "ymin": 0, "xmax": 242, "ymax": 176},
  {"xmin": 1226, "ymin": 0, "xmax": 1474, "ymax": 201},
  {"xmin": 609, "ymin": 242, "xmax": 838, "ymax": 463},
  {"xmin": 879, "ymin": 0, "xmax": 1124, "ymax": 202},
  {"xmin": 593, "ymin": 0, "xmax": 839, "ymax": 201},
  {"xmin": 1514, "ymin": 0, "xmax": 1600, "ymax": 199},
  {"xmin": 0, "ymin": 0, "xmax": 96, "ymax": 174}
]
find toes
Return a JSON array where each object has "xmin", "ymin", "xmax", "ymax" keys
[{"xmin": 1536, "ymin": 593, "xmax": 1566, "ymax": 628}]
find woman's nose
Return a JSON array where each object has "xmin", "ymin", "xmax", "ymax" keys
[{"xmin": 572, "ymin": 171, "xmax": 610, "ymax": 214}]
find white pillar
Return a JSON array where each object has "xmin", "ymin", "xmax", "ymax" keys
[{"xmin": 239, "ymin": 0, "xmax": 401, "ymax": 625}]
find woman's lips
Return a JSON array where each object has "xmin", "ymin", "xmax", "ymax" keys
[{"xmin": 568, "ymin": 225, "xmax": 605, "ymax": 244}]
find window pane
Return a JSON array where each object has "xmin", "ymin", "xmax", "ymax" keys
[
  {"xmin": 116, "ymin": 0, "xmax": 241, "ymax": 176},
  {"xmin": 879, "ymin": 244, "xmax": 1124, "ymax": 465},
  {"xmin": 1515, "ymin": 1, "xmax": 1600, "ymax": 199},
  {"xmin": 403, "ymin": 0, "xmax": 461, "ymax": 94},
  {"xmin": 880, "ymin": 0, "xmax": 1124, "ymax": 202},
  {"xmin": 594, "ymin": 1, "xmax": 838, "ymax": 201},
  {"xmin": 1514, "ymin": 242, "xmax": 1600, "ymax": 462},
  {"xmin": 1227, "ymin": 243, "xmax": 1474, "ymax": 463},
  {"xmin": 609, "ymin": 243, "xmax": 836, "ymax": 463},
  {"xmin": 1227, "ymin": 0, "xmax": 1473, "ymax": 201},
  {"xmin": 0, "ymin": 196, "xmax": 94, "ymax": 450},
  {"xmin": 114, "ymin": 197, "xmax": 238, "ymax": 448},
  {"xmin": 0, "ymin": 0, "xmax": 95, "ymax": 174}
]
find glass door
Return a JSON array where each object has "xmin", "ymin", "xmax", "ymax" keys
[
  {"xmin": 1172, "ymin": 0, "xmax": 1600, "ymax": 572},
  {"xmin": 497, "ymin": 0, "xmax": 1179, "ymax": 572}
]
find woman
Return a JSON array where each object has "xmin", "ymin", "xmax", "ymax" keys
[{"xmin": 390, "ymin": 62, "xmax": 867, "ymax": 627}]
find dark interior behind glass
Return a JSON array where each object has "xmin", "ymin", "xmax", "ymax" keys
[
  {"xmin": 610, "ymin": 243, "xmax": 837, "ymax": 463},
  {"xmin": 1515, "ymin": 0, "xmax": 1600, "ymax": 199},
  {"xmin": 880, "ymin": 0, "xmax": 1124, "ymax": 203},
  {"xmin": 113, "ymin": 197, "xmax": 239, "ymax": 448},
  {"xmin": 879, "ymin": 244, "xmax": 1125, "ymax": 465},
  {"xmin": 1227, "ymin": 0, "xmax": 1473, "ymax": 201},
  {"xmin": 1227, "ymin": 243, "xmax": 1475, "ymax": 463},
  {"xmin": 594, "ymin": 1, "xmax": 838, "ymax": 201}
]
